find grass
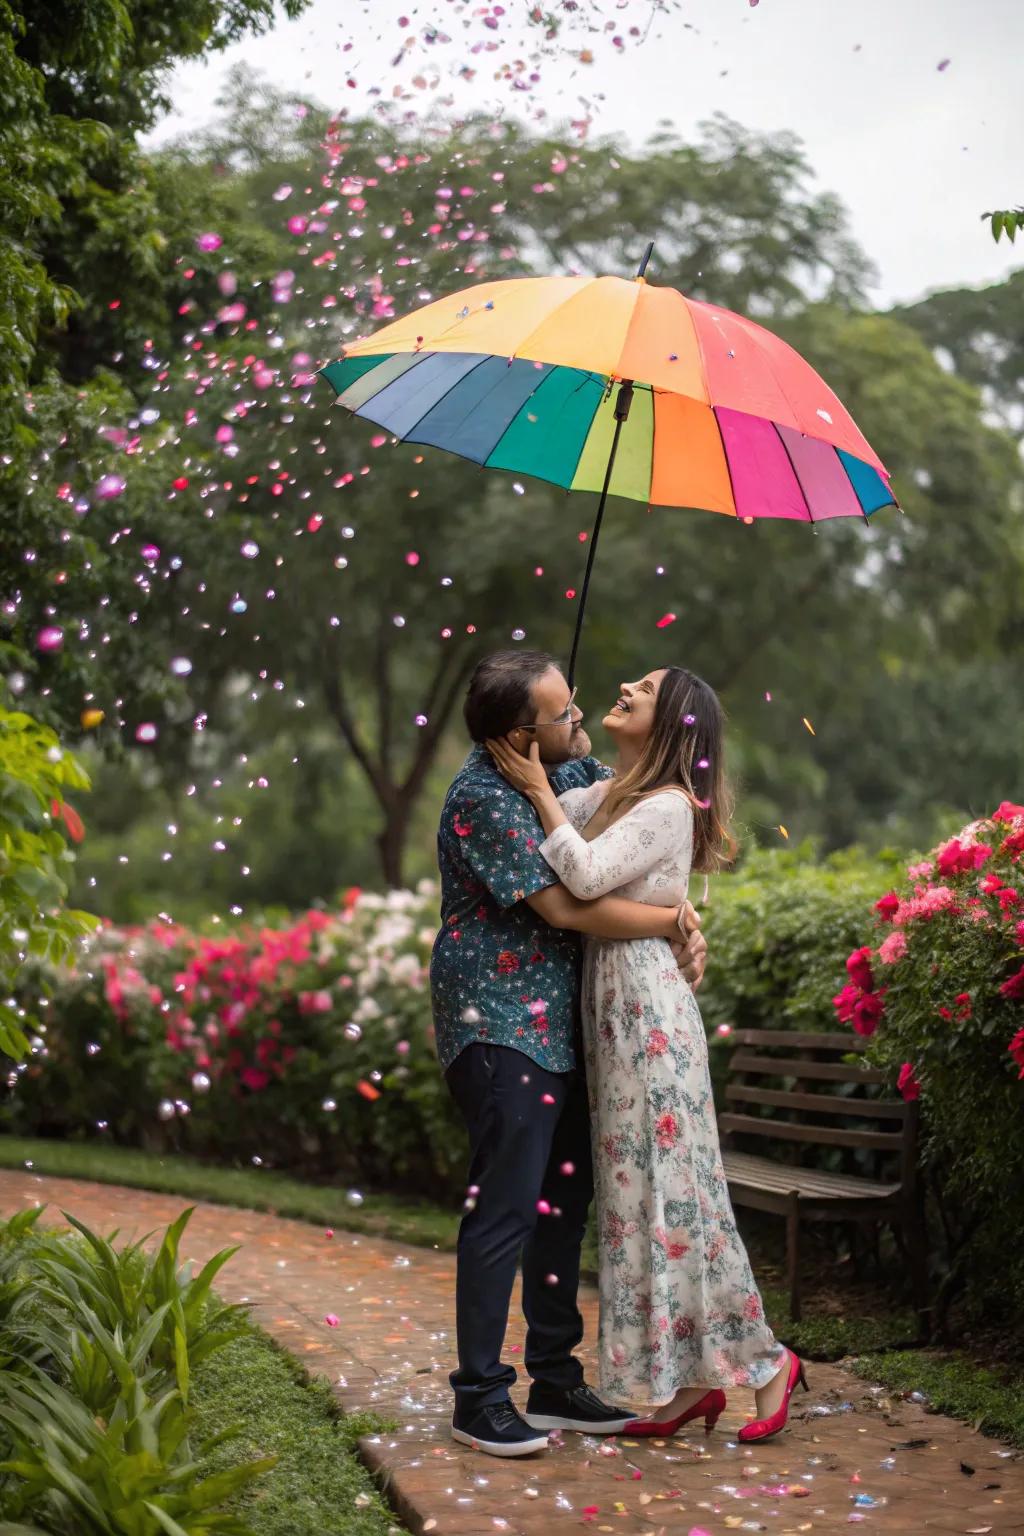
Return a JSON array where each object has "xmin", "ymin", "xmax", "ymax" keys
[
  {"xmin": 849, "ymin": 1350, "xmax": 1024, "ymax": 1451},
  {"xmin": 0, "ymin": 1134, "xmax": 460, "ymax": 1251},
  {"xmin": 192, "ymin": 1316, "xmax": 399, "ymax": 1536},
  {"xmin": 4, "ymin": 1133, "xmax": 1015, "ymax": 1451}
]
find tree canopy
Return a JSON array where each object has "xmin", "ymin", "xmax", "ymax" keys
[{"xmin": 2, "ymin": 67, "xmax": 1022, "ymax": 898}]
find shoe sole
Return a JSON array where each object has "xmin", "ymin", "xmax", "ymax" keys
[
  {"xmin": 451, "ymin": 1427, "xmax": 548, "ymax": 1457},
  {"xmin": 523, "ymin": 1413, "xmax": 633, "ymax": 1434}
]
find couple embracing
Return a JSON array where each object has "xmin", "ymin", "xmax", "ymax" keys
[{"xmin": 430, "ymin": 651, "xmax": 806, "ymax": 1458}]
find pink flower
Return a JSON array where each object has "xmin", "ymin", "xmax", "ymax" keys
[
  {"xmin": 742, "ymin": 1293, "xmax": 763, "ymax": 1321},
  {"xmin": 646, "ymin": 1028, "xmax": 669, "ymax": 1058},
  {"xmin": 852, "ymin": 990, "xmax": 886, "ymax": 1037},
  {"xmin": 895, "ymin": 885, "xmax": 958, "ymax": 925},
  {"xmin": 1000, "ymin": 964, "xmax": 1024, "ymax": 1002},
  {"xmin": 878, "ymin": 929, "xmax": 908, "ymax": 965},
  {"xmin": 897, "ymin": 1062, "xmax": 921, "ymax": 1101},
  {"xmin": 655, "ymin": 1111, "xmax": 679, "ymax": 1149},
  {"xmin": 846, "ymin": 945, "xmax": 875, "ymax": 991},
  {"xmin": 936, "ymin": 838, "xmax": 992, "ymax": 877},
  {"xmin": 907, "ymin": 859, "xmax": 934, "ymax": 880},
  {"xmin": 1015, "ymin": 919, "xmax": 1024, "ymax": 947},
  {"xmin": 994, "ymin": 801, "xmax": 1024, "ymax": 824},
  {"xmin": 874, "ymin": 891, "xmax": 900, "ymax": 920},
  {"xmin": 980, "ymin": 873, "xmax": 1005, "ymax": 895},
  {"xmin": 240, "ymin": 1066, "xmax": 270, "ymax": 1091},
  {"xmin": 832, "ymin": 982, "xmax": 861, "ymax": 1023},
  {"xmin": 1010, "ymin": 1029, "xmax": 1024, "ymax": 1079}
]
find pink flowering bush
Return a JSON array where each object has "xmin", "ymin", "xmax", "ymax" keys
[
  {"xmin": 7, "ymin": 884, "xmax": 468, "ymax": 1197},
  {"xmin": 833, "ymin": 801, "xmax": 1024, "ymax": 1319}
]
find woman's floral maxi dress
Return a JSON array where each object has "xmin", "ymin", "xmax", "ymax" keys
[{"xmin": 540, "ymin": 784, "xmax": 785, "ymax": 1406}]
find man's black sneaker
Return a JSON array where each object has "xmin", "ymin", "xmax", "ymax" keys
[
  {"xmin": 451, "ymin": 1400, "xmax": 549, "ymax": 1457},
  {"xmin": 524, "ymin": 1382, "xmax": 634, "ymax": 1434}
]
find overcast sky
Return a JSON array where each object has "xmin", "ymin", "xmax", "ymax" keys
[{"xmin": 148, "ymin": 0, "xmax": 1022, "ymax": 308}]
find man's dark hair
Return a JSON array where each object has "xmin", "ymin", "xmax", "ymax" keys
[{"xmin": 463, "ymin": 650, "xmax": 559, "ymax": 742}]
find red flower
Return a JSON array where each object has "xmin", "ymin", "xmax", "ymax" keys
[
  {"xmin": 453, "ymin": 812, "xmax": 473, "ymax": 838},
  {"xmin": 240, "ymin": 1066, "xmax": 270, "ymax": 1091},
  {"xmin": 994, "ymin": 801, "xmax": 1024, "ymax": 824},
  {"xmin": 874, "ymin": 891, "xmax": 900, "ymax": 920},
  {"xmin": 342, "ymin": 886, "xmax": 361, "ymax": 910},
  {"xmin": 672, "ymin": 1315, "xmax": 695, "ymax": 1339},
  {"xmin": 1002, "ymin": 829, "xmax": 1024, "ymax": 858},
  {"xmin": 496, "ymin": 950, "xmax": 520, "ymax": 974},
  {"xmin": 832, "ymin": 983, "xmax": 861, "ymax": 1024},
  {"xmin": 1015, "ymin": 918, "xmax": 1024, "ymax": 948},
  {"xmin": 1009, "ymin": 1029, "xmax": 1024, "ymax": 1079},
  {"xmin": 936, "ymin": 838, "xmax": 992, "ymax": 877},
  {"xmin": 646, "ymin": 1028, "xmax": 669, "ymax": 1058},
  {"xmin": 897, "ymin": 1062, "xmax": 921, "ymax": 1101},
  {"xmin": 999, "ymin": 964, "xmax": 1024, "ymax": 1002},
  {"xmin": 954, "ymin": 992, "xmax": 972, "ymax": 1021},
  {"xmin": 846, "ymin": 946, "xmax": 875, "ymax": 992},
  {"xmin": 852, "ymin": 990, "xmax": 886, "ymax": 1037},
  {"xmin": 655, "ymin": 1111, "xmax": 679, "ymax": 1149},
  {"xmin": 997, "ymin": 887, "xmax": 1021, "ymax": 916},
  {"xmin": 980, "ymin": 873, "xmax": 1005, "ymax": 895}
]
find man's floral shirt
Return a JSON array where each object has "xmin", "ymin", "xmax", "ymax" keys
[{"xmin": 431, "ymin": 744, "xmax": 611, "ymax": 1074}]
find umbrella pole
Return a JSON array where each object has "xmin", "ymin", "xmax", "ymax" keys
[{"xmin": 567, "ymin": 379, "xmax": 634, "ymax": 689}]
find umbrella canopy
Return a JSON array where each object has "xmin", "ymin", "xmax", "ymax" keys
[{"xmin": 320, "ymin": 273, "xmax": 896, "ymax": 524}]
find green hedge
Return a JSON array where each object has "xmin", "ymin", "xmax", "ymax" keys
[{"xmin": 5, "ymin": 847, "xmax": 901, "ymax": 1204}]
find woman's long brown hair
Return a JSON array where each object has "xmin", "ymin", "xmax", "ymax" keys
[{"xmin": 601, "ymin": 667, "xmax": 737, "ymax": 874}]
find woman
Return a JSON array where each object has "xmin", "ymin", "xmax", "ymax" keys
[{"xmin": 487, "ymin": 666, "xmax": 806, "ymax": 1442}]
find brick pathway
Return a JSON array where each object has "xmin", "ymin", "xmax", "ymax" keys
[{"xmin": 2, "ymin": 1170, "xmax": 1021, "ymax": 1536}]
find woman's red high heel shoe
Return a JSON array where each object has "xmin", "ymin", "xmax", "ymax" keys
[
  {"xmin": 737, "ymin": 1349, "xmax": 808, "ymax": 1443},
  {"xmin": 622, "ymin": 1388, "xmax": 726, "ymax": 1438}
]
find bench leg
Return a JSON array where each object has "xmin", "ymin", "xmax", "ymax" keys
[{"xmin": 786, "ymin": 1192, "xmax": 801, "ymax": 1323}]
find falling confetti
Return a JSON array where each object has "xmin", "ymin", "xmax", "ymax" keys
[{"xmin": 802, "ymin": 717, "xmax": 816, "ymax": 735}]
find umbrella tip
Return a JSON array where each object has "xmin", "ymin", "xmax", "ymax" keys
[{"xmin": 635, "ymin": 241, "xmax": 655, "ymax": 280}]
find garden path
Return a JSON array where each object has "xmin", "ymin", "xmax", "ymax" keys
[{"xmin": 2, "ymin": 1169, "xmax": 1021, "ymax": 1536}]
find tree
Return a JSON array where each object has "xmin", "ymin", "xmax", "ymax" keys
[
  {"xmin": 1, "ymin": 0, "xmax": 311, "ymax": 457},
  {"xmin": 896, "ymin": 270, "xmax": 1024, "ymax": 440},
  {"xmin": 67, "ymin": 89, "xmax": 892, "ymax": 885}
]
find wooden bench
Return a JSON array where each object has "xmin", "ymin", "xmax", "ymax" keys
[{"xmin": 718, "ymin": 1028, "xmax": 926, "ymax": 1325}]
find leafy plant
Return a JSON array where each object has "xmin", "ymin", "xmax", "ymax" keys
[
  {"xmin": 984, "ymin": 206, "xmax": 1024, "ymax": 242},
  {"xmin": 0, "ymin": 1208, "xmax": 270, "ymax": 1534},
  {"xmin": 0, "ymin": 703, "xmax": 100, "ymax": 1060}
]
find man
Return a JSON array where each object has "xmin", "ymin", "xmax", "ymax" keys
[{"xmin": 431, "ymin": 651, "xmax": 708, "ymax": 1457}]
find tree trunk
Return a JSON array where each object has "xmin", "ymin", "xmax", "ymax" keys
[{"xmin": 377, "ymin": 797, "xmax": 410, "ymax": 888}]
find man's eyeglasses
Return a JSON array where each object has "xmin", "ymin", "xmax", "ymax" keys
[{"xmin": 514, "ymin": 688, "xmax": 579, "ymax": 731}]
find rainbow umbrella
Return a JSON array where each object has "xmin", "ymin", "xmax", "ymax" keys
[{"xmin": 319, "ymin": 247, "xmax": 896, "ymax": 683}]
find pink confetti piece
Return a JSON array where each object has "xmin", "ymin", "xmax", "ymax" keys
[
  {"xmin": 656, "ymin": 612, "xmax": 677, "ymax": 628},
  {"xmin": 324, "ymin": 1313, "xmax": 340, "ymax": 1327}
]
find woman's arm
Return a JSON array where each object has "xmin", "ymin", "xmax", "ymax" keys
[
  {"xmin": 540, "ymin": 791, "xmax": 693, "ymax": 902},
  {"xmin": 526, "ymin": 884, "xmax": 680, "ymax": 942}
]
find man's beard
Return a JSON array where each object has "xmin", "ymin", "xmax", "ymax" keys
[{"xmin": 566, "ymin": 725, "xmax": 591, "ymax": 760}]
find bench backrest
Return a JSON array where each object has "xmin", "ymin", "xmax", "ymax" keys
[{"xmin": 720, "ymin": 1028, "xmax": 917, "ymax": 1186}]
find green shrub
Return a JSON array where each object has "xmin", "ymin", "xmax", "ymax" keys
[
  {"xmin": 830, "ymin": 801, "xmax": 1024, "ymax": 1326},
  {"xmin": 7, "ymin": 849, "xmax": 909, "ymax": 1201},
  {"xmin": 0, "ymin": 702, "xmax": 100, "ymax": 1060},
  {"xmin": 0, "ymin": 1208, "xmax": 269, "ymax": 1534},
  {"xmin": 7, "ymin": 886, "xmax": 469, "ymax": 1199}
]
